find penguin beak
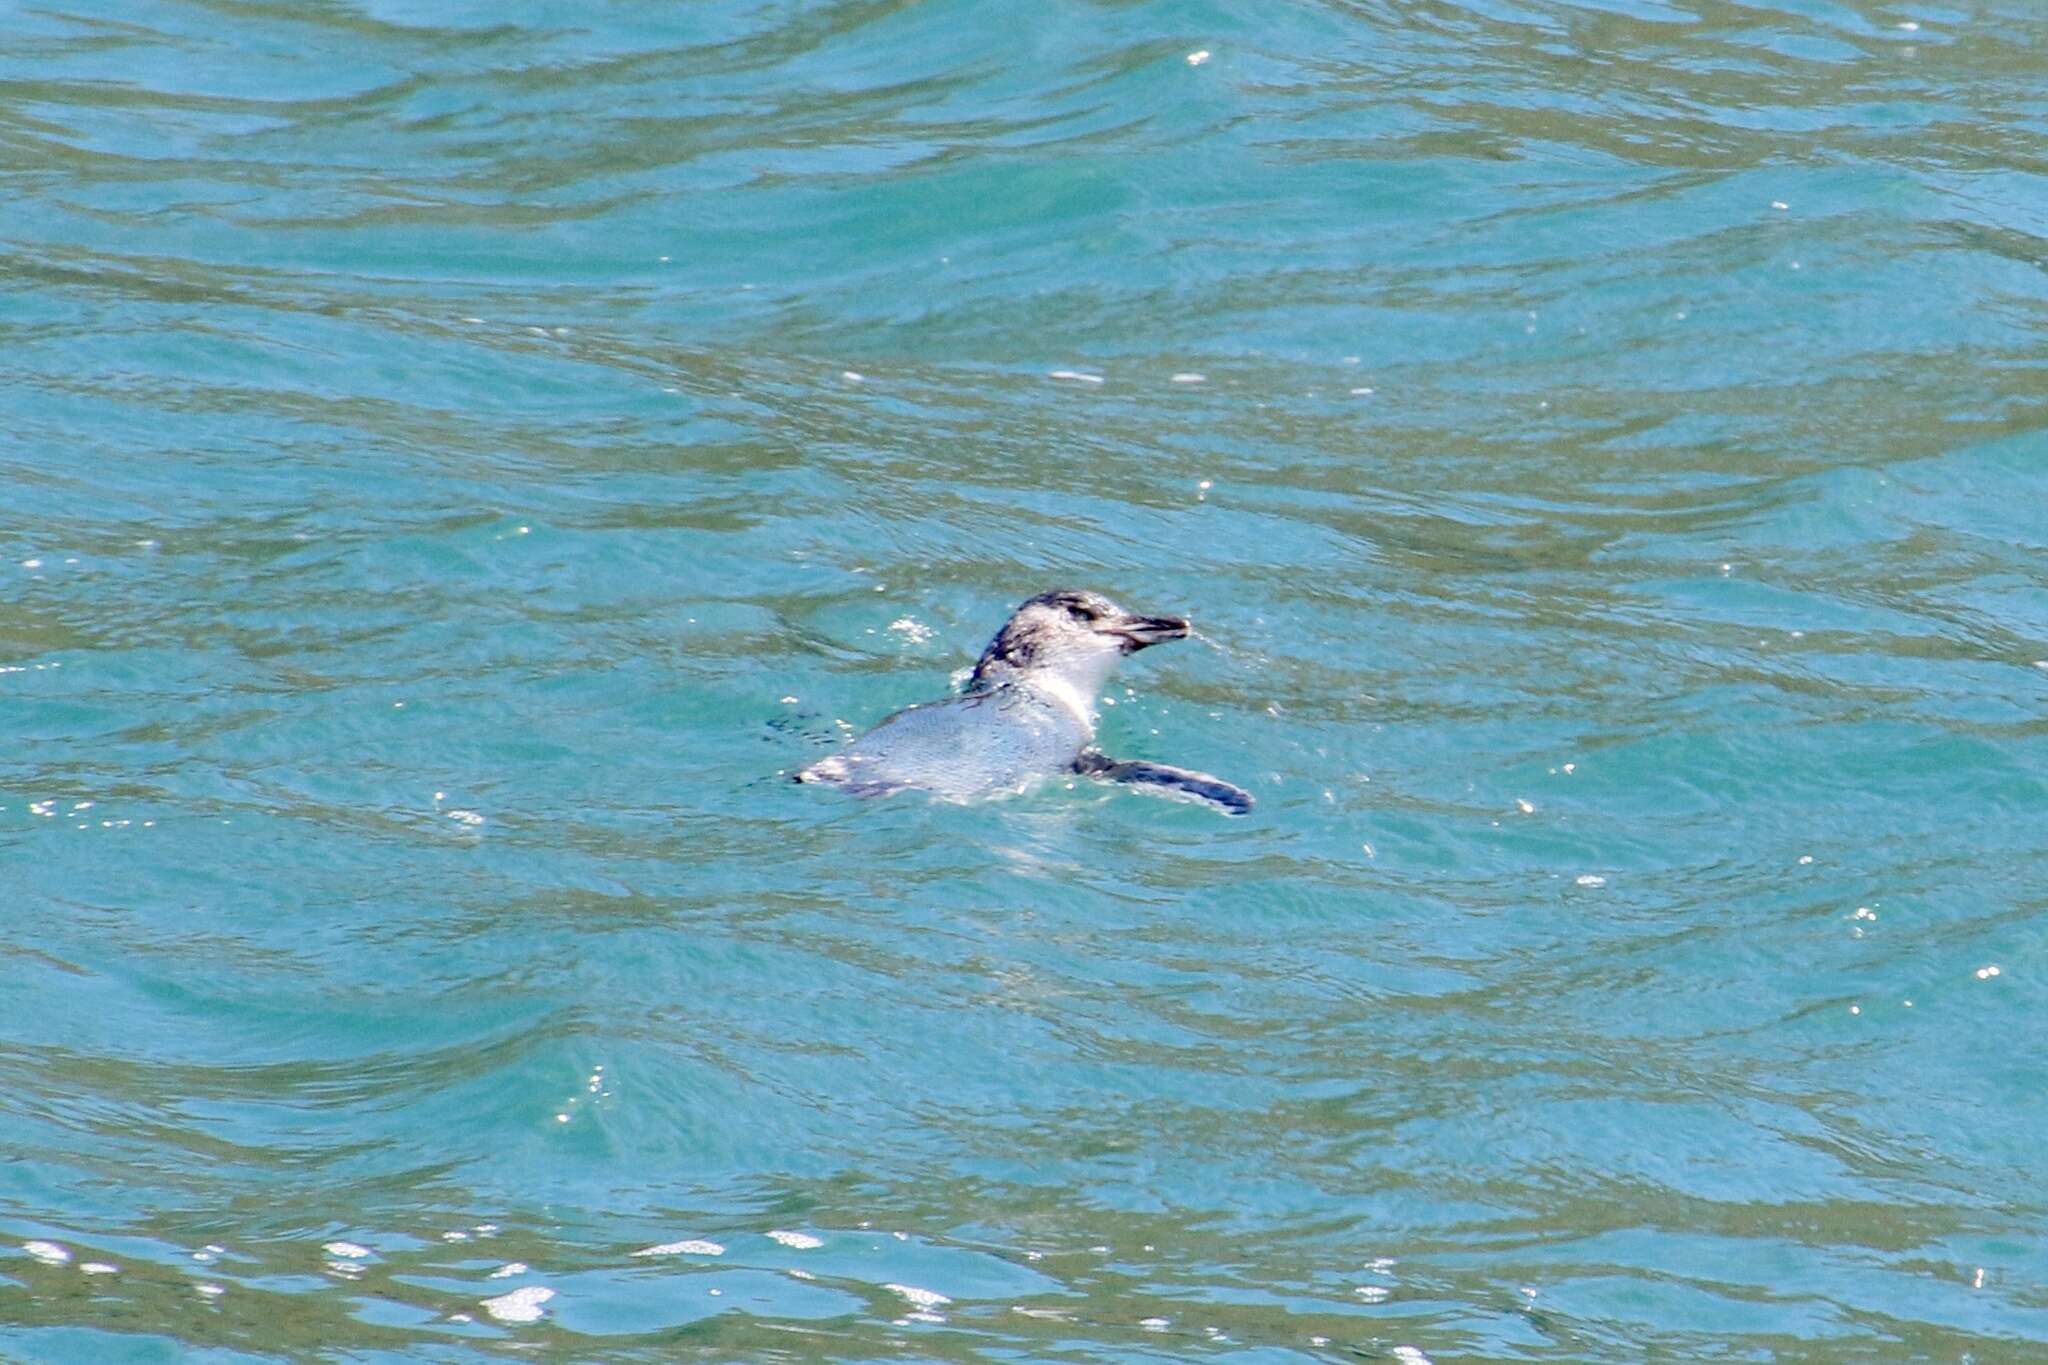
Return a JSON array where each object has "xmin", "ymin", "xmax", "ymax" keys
[{"xmin": 1110, "ymin": 614, "xmax": 1191, "ymax": 651}]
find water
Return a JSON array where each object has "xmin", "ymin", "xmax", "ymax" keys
[{"xmin": 4, "ymin": 0, "xmax": 2045, "ymax": 1358}]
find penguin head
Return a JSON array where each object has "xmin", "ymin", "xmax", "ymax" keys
[{"xmin": 968, "ymin": 590, "xmax": 1190, "ymax": 694}]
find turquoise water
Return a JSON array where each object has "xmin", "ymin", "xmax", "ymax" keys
[{"xmin": 4, "ymin": 0, "xmax": 2046, "ymax": 1358}]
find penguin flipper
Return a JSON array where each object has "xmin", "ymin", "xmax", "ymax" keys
[
  {"xmin": 1073, "ymin": 750, "xmax": 1254, "ymax": 816},
  {"xmin": 793, "ymin": 755, "xmax": 910, "ymax": 799}
]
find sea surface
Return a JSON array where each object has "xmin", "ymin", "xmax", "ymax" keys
[{"xmin": 4, "ymin": 0, "xmax": 2046, "ymax": 1360}]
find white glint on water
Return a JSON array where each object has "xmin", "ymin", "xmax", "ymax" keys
[
  {"xmin": 633, "ymin": 1239, "xmax": 724, "ymax": 1257},
  {"xmin": 481, "ymin": 1285, "xmax": 554, "ymax": 1323},
  {"xmin": 888, "ymin": 617, "xmax": 935, "ymax": 644},
  {"xmin": 767, "ymin": 1230, "xmax": 823, "ymax": 1249},
  {"xmin": 885, "ymin": 1283, "xmax": 952, "ymax": 1309}
]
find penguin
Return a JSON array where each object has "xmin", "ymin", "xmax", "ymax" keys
[{"xmin": 795, "ymin": 590, "xmax": 1252, "ymax": 816}]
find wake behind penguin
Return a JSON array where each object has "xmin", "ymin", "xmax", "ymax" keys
[{"xmin": 796, "ymin": 590, "xmax": 1253, "ymax": 816}]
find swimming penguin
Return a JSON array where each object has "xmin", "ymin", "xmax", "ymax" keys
[{"xmin": 795, "ymin": 590, "xmax": 1253, "ymax": 815}]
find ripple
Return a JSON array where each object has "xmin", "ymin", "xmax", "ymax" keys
[{"xmin": 4, "ymin": 0, "xmax": 2044, "ymax": 1360}]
